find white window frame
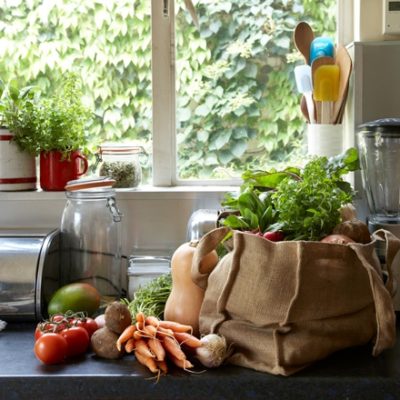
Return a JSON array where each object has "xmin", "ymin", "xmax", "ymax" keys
[{"xmin": 152, "ymin": 0, "xmax": 347, "ymax": 187}]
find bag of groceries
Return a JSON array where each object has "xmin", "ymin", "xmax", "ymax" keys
[{"xmin": 192, "ymin": 226, "xmax": 400, "ymax": 376}]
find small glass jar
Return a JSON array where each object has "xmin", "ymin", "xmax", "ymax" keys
[
  {"xmin": 60, "ymin": 178, "xmax": 123, "ymax": 307},
  {"xmin": 127, "ymin": 256, "xmax": 171, "ymax": 300},
  {"xmin": 98, "ymin": 144, "xmax": 144, "ymax": 188}
]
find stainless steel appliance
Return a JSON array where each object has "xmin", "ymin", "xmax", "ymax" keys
[
  {"xmin": 357, "ymin": 118, "xmax": 400, "ymax": 236},
  {"xmin": 346, "ymin": 41, "xmax": 400, "ymax": 310},
  {"xmin": 0, "ymin": 228, "xmax": 61, "ymax": 321}
]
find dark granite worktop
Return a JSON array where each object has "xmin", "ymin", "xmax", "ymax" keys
[{"xmin": 1, "ymin": 322, "xmax": 400, "ymax": 400}]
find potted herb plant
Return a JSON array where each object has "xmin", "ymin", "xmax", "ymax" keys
[
  {"xmin": 13, "ymin": 73, "xmax": 92, "ymax": 191},
  {"xmin": 0, "ymin": 79, "xmax": 38, "ymax": 191}
]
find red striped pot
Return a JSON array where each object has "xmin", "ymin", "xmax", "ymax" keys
[{"xmin": 0, "ymin": 128, "xmax": 37, "ymax": 191}]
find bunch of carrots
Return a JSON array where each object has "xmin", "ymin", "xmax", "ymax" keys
[{"xmin": 117, "ymin": 312, "xmax": 202, "ymax": 375}]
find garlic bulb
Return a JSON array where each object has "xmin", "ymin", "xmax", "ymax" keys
[{"xmin": 195, "ymin": 333, "xmax": 228, "ymax": 368}]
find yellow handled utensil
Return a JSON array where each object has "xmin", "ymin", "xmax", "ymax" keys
[{"xmin": 313, "ymin": 64, "xmax": 340, "ymax": 124}]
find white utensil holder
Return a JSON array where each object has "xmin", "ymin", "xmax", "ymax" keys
[{"xmin": 307, "ymin": 124, "xmax": 343, "ymax": 158}]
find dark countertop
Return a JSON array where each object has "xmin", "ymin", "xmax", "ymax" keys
[{"xmin": 1, "ymin": 322, "xmax": 400, "ymax": 400}]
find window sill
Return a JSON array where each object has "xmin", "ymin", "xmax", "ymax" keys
[{"xmin": 0, "ymin": 185, "xmax": 238, "ymax": 201}]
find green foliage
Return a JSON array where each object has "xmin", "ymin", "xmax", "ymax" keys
[
  {"xmin": 12, "ymin": 73, "xmax": 91, "ymax": 156},
  {"xmin": 0, "ymin": 79, "xmax": 38, "ymax": 131},
  {"xmin": 0, "ymin": 0, "xmax": 335, "ymax": 179},
  {"xmin": 221, "ymin": 148, "xmax": 360, "ymax": 241},
  {"xmin": 271, "ymin": 148, "xmax": 359, "ymax": 240},
  {"xmin": 176, "ymin": 0, "xmax": 336, "ymax": 179}
]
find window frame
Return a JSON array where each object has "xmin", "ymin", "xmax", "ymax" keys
[{"xmin": 152, "ymin": 0, "xmax": 345, "ymax": 187}]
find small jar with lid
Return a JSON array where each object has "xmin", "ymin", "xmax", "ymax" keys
[{"xmin": 98, "ymin": 143, "xmax": 144, "ymax": 188}]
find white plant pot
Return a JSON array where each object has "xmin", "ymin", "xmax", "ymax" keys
[{"xmin": 0, "ymin": 128, "xmax": 37, "ymax": 191}]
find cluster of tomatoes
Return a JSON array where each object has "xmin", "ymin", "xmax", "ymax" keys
[{"xmin": 34, "ymin": 312, "xmax": 99, "ymax": 365}]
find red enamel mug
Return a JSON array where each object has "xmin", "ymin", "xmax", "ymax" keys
[{"xmin": 40, "ymin": 150, "xmax": 88, "ymax": 191}]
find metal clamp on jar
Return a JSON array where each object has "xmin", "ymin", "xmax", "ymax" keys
[{"xmin": 61, "ymin": 177, "xmax": 123, "ymax": 308}]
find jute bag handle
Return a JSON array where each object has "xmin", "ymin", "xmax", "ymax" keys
[
  {"xmin": 372, "ymin": 229, "xmax": 400, "ymax": 296},
  {"xmin": 192, "ymin": 227, "xmax": 230, "ymax": 289},
  {"xmin": 348, "ymin": 229, "xmax": 400, "ymax": 356}
]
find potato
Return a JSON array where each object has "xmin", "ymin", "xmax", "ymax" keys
[
  {"xmin": 104, "ymin": 301, "xmax": 132, "ymax": 334},
  {"xmin": 321, "ymin": 234, "xmax": 355, "ymax": 245},
  {"xmin": 90, "ymin": 327, "xmax": 123, "ymax": 359},
  {"xmin": 333, "ymin": 219, "xmax": 371, "ymax": 244}
]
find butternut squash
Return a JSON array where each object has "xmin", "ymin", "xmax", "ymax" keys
[{"xmin": 164, "ymin": 241, "xmax": 219, "ymax": 337}]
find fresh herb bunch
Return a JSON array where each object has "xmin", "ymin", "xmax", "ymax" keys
[
  {"xmin": 12, "ymin": 72, "xmax": 92, "ymax": 156},
  {"xmin": 221, "ymin": 148, "xmax": 360, "ymax": 241},
  {"xmin": 0, "ymin": 79, "xmax": 39, "ymax": 132},
  {"xmin": 123, "ymin": 273, "xmax": 172, "ymax": 320}
]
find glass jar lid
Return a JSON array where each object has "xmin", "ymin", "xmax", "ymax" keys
[
  {"xmin": 99, "ymin": 142, "xmax": 144, "ymax": 155},
  {"xmin": 65, "ymin": 176, "xmax": 116, "ymax": 192}
]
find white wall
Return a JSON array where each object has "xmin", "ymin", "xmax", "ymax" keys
[{"xmin": 0, "ymin": 188, "xmax": 228, "ymax": 257}]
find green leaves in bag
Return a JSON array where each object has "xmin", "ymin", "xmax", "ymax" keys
[{"xmin": 220, "ymin": 148, "xmax": 360, "ymax": 241}]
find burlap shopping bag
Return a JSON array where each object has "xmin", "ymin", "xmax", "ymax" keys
[{"xmin": 192, "ymin": 227, "xmax": 400, "ymax": 376}]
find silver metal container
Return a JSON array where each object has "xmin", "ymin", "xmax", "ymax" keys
[
  {"xmin": 186, "ymin": 209, "xmax": 219, "ymax": 241},
  {"xmin": 0, "ymin": 228, "xmax": 61, "ymax": 321}
]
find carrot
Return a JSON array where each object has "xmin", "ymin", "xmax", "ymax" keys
[
  {"xmin": 135, "ymin": 350, "xmax": 159, "ymax": 374},
  {"xmin": 148, "ymin": 338, "xmax": 166, "ymax": 361},
  {"xmin": 156, "ymin": 327, "xmax": 174, "ymax": 338},
  {"xmin": 145, "ymin": 315, "xmax": 160, "ymax": 327},
  {"xmin": 173, "ymin": 331, "xmax": 202, "ymax": 348},
  {"xmin": 158, "ymin": 320, "xmax": 193, "ymax": 333},
  {"xmin": 124, "ymin": 338, "xmax": 136, "ymax": 354},
  {"xmin": 133, "ymin": 330, "xmax": 143, "ymax": 340},
  {"xmin": 135, "ymin": 339, "xmax": 155, "ymax": 359},
  {"xmin": 116, "ymin": 324, "xmax": 136, "ymax": 351},
  {"xmin": 168, "ymin": 354, "xmax": 194, "ymax": 370},
  {"xmin": 142, "ymin": 324, "xmax": 157, "ymax": 338},
  {"xmin": 135, "ymin": 312, "xmax": 145, "ymax": 330},
  {"xmin": 156, "ymin": 360, "xmax": 168, "ymax": 374},
  {"xmin": 162, "ymin": 335, "xmax": 187, "ymax": 361}
]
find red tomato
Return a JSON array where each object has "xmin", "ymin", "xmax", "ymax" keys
[
  {"xmin": 34, "ymin": 320, "xmax": 67, "ymax": 342},
  {"xmin": 34, "ymin": 333, "xmax": 68, "ymax": 365},
  {"xmin": 34, "ymin": 326, "xmax": 44, "ymax": 341},
  {"xmin": 61, "ymin": 326, "xmax": 90, "ymax": 357},
  {"xmin": 74, "ymin": 318, "xmax": 98, "ymax": 338}
]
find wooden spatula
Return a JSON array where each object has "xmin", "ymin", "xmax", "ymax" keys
[{"xmin": 333, "ymin": 45, "xmax": 352, "ymax": 124}]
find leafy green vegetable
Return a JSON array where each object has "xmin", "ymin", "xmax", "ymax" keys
[
  {"xmin": 12, "ymin": 73, "xmax": 92, "ymax": 157},
  {"xmin": 0, "ymin": 79, "xmax": 39, "ymax": 133},
  {"xmin": 220, "ymin": 148, "xmax": 360, "ymax": 241},
  {"xmin": 123, "ymin": 273, "xmax": 172, "ymax": 320}
]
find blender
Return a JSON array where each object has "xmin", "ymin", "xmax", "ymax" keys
[
  {"xmin": 357, "ymin": 118, "xmax": 400, "ymax": 237},
  {"xmin": 357, "ymin": 118, "xmax": 400, "ymax": 310}
]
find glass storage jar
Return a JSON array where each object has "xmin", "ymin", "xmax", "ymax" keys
[
  {"xmin": 60, "ymin": 178, "xmax": 123, "ymax": 307},
  {"xmin": 98, "ymin": 143, "xmax": 144, "ymax": 188},
  {"xmin": 127, "ymin": 256, "xmax": 171, "ymax": 301}
]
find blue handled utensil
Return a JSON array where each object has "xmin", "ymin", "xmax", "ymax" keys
[{"xmin": 310, "ymin": 37, "xmax": 334, "ymax": 64}]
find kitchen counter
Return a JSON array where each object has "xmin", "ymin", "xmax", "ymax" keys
[{"xmin": 1, "ymin": 322, "xmax": 400, "ymax": 400}]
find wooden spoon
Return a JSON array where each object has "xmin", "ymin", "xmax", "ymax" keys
[
  {"xmin": 333, "ymin": 45, "xmax": 353, "ymax": 124},
  {"xmin": 293, "ymin": 22, "xmax": 314, "ymax": 65},
  {"xmin": 300, "ymin": 95, "xmax": 310, "ymax": 123}
]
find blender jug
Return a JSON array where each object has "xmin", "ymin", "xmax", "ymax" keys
[{"xmin": 357, "ymin": 118, "xmax": 400, "ymax": 237}]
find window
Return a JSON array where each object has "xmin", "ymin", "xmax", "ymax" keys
[
  {"xmin": 155, "ymin": 0, "xmax": 337, "ymax": 185},
  {"xmin": 0, "ymin": 0, "xmax": 337, "ymax": 187}
]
